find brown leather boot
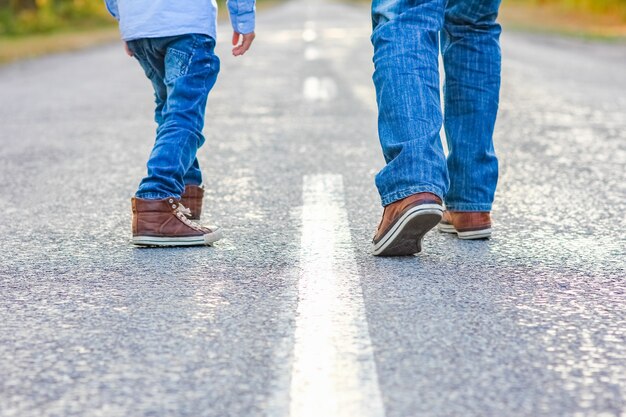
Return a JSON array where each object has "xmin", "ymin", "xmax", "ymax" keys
[
  {"xmin": 131, "ymin": 197, "xmax": 222, "ymax": 247},
  {"xmin": 438, "ymin": 211, "xmax": 491, "ymax": 240},
  {"xmin": 372, "ymin": 193, "xmax": 443, "ymax": 256},
  {"xmin": 180, "ymin": 184, "xmax": 204, "ymax": 220}
]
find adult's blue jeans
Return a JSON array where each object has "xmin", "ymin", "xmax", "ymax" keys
[
  {"xmin": 372, "ymin": 0, "xmax": 501, "ymax": 211},
  {"xmin": 127, "ymin": 34, "xmax": 220, "ymax": 200}
]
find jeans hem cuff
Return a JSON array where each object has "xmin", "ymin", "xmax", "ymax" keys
[
  {"xmin": 380, "ymin": 186, "xmax": 445, "ymax": 207},
  {"xmin": 444, "ymin": 203, "xmax": 492, "ymax": 212},
  {"xmin": 135, "ymin": 192, "xmax": 179, "ymax": 200}
]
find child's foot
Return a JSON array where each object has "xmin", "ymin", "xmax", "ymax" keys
[
  {"xmin": 180, "ymin": 184, "xmax": 204, "ymax": 220},
  {"xmin": 131, "ymin": 197, "xmax": 221, "ymax": 247}
]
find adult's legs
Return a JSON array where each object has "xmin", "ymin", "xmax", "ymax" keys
[
  {"xmin": 371, "ymin": 0, "xmax": 448, "ymax": 207},
  {"xmin": 441, "ymin": 0, "xmax": 502, "ymax": 211}
]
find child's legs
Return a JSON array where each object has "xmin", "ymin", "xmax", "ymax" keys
[
  {"xmin": 135, "ymin": 35, "xmax": 220, "ymax": 199},
  {"xmin": 183, "ymin": 158, "xmax": 202, "ymax": 186},
  {"xmin": 127, "ymin": 39, "xmax": 168, "ymax": 127},
  {"xmin": 129, "ymin": 39, "xmax": 204, "ymax": 190},
  {"xmin": 153, "ymin": 81, "xmax": 207, "ymax": 187}
]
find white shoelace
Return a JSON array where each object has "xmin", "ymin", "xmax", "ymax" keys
[
  {"xmin": 175, "ymin": 204, "xmax": 204, "ymax": 231},
  {"xmin": 177, "ymin": 203, "xmax": 192, "ymax": 218}
]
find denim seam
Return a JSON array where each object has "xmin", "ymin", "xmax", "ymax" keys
[{"xmin": 381, "ymin": 185, "xmax": 445, "ymax": 207}]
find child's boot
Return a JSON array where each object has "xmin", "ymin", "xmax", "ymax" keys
[
  {"xmin": 131, "ymin": 197, "xmax": 221, "ymax": 247},
  {"xmin": 180, "ymin": 184, "xmax": 204, "ymax": 220}
]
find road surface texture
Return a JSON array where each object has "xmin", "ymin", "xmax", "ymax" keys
[{"xmin": 1, "ymin": 0, "xmax": 625, "ymax": 416}]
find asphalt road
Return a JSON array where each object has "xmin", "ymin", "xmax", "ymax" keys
[{"xmin": 1, "ymin": 0, "xmax": 625, "ymax": 416}]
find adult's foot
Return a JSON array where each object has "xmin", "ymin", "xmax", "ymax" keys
[
  {"xmin": 372, "ymin": 193, "xmax": 443, "ymax": 256},
  {"xmin": 438, "ymin": 211, "xmax": 492, "ymax": 240}
]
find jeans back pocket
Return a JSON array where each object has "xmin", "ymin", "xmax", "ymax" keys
[{"xmin": 164, "ymin": 48, "xmax": 191, "ymax": 84}]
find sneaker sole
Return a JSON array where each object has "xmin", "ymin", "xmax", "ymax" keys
[
  {"xmin": 457, "ymin": 228, "xmax": 491, "ymax": 240},
  {"xmin": 132, "ymin": 229, "xmax": 223, "ymax": 247},
  {"xmin": 437, "ymin": 223, "xmax": 491, "ymax": 240},
  {"xmin": 438, "ymin": 223, "xmax": 456, "ymax": 234},
  {"xmin": 372, "ymin": 204, "xmax": 443, "ymax": 256}
]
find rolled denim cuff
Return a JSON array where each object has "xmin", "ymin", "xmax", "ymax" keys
[
  {"xmin": 380, "ymin": 186, "xmax": 445, "ymax": 207},
  {"xmin": 135, "ymin": 192, "xmax": 180, "ymax": 200},
  {"xmin": 443, "ymin": 203, "xmax": 493, "ymax": 212}
]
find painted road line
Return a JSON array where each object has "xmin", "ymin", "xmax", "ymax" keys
[
  {"xmin": 304, "ymin": 46, "xmax": 320, "ymax": 61},
  {"xmin": 289, "ymin": 174, "xmax": 385, "ymax": 417},
  {"xmin": 303, "ymin": 21, "xmax": 317, "ymax": 43},
  {"xmin": 303, "ymin": 77, "xmax": 338, "ymax": 101}
]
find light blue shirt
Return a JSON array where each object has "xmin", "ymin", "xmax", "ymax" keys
[{"xmin": 105, "ymin": 0, "xmax": 255, "ymax": 41}]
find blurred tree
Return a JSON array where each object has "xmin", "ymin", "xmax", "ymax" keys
[
  {"xmin": 510, "ymin": 0, "xmax": 626, "ymax": 19},
  {"xmin": 0, "ymin": 0, "xmax": 113, "ymax": 36},
  {"xmin": 7, "ymin": 0, "xmax": 37, "ymax": 10}
]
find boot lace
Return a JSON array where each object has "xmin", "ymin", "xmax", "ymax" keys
[
  {"xmin": 175, "ymin": 204, "xmax": 204, "ymax": 231},
  {"xmin": 177, "ymin": 203, "xmax": 192, "ymax": 218}
]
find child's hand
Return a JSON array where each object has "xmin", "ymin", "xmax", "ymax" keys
[
  {"xmin": 124, "ymin": 42, "xmax": 134, "ymax": 57},
  {"xmin": 232, "ymin": 31, "xmax": 255, "ymax": 57}
]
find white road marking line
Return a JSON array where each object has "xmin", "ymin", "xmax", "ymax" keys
[
  {"xmin": 290, "ymin": 174, "xmax": 385, "ymax": 417},
  {"xmin": 303, "ymin": 21, "xmax": 317, "ymax": 42},
  {"xmin": 438, "ymin": 56, "xmax": 449, "ymax": 156},
  {"xmin": 265, "ymin": 28, "xmax": 372, "ymax": 44},
  {"xmin": 322, "ymin": 27, "xmax": 371, "ymax": 39},
  {"xmin": 303, "ymin": 77, "xmax": 338, "ymax": 101},
  {"xmin": 304, "ymin": 46, "xmax": 320, "ymax": 61}
]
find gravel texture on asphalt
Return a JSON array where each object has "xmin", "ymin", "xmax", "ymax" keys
[{"xmin": 0, "ymin": 0, "xmax": 625, "ymax": 416}]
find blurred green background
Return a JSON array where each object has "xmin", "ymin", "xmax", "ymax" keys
[
  {"xmin": 0, "ymin": 0, "xmax": 254, "ymax": 37},
  {"xmin": 1, "ymin": 0, "xmax": 625, "ymax": 37},
  {"xmin": 0, "ymin": 0, "xmax": 112, "ymax": 36},
  {"xmin": 0, "ymin": 0, "xmax": 624, "ymax": 64},
  {"xmin": 0, "ymin": 0, "xmax": 255, "ymax": 63},
  {"xmin": 510, "ymin": 0, "xmax": 626, "ymax": 18}
]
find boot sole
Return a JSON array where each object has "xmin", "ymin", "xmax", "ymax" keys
[
  {"xmin": 438, "ymin": 223, "xmax": 491, "ymax": 240},
  {"xmin": 132, "ymin": 229, "xmax": 223, "ymax": 247},
  {"xmin": 372, "ymin": 205, "xmax": 443, "ymax": 256}
]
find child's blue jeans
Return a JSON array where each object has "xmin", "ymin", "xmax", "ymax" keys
[
  {"xmin": 372, "ymin": 0, "xmax": 501, "ymax": 211},
  {"xmin": 127, "ymin": 34, "xmax": 220, "ymax": 200}
]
